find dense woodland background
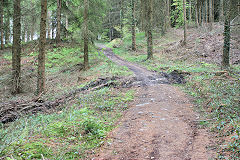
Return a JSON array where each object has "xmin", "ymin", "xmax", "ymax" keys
[{"xmin": 0, "ymin": 0, "xmax": 239, "ymax": 159}]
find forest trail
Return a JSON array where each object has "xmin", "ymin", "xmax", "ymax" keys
[{"xmin": 94, "ymin": 45, "xmax": 213, "ymax": 160}]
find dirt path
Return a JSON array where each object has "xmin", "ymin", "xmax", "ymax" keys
[{"xmin": 94, "ymin": 45, "xmax": 213, "ymax": 160}]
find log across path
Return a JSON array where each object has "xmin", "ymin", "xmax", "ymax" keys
[{"xmin": 94, "ymin": 45, "xmax": 213, "ymax": 160}]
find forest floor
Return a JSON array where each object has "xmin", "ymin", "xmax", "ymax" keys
[
  {"xmin": 94, "ymin": 45, "xmax": 213, "ymax": 160},
  {"xmin": 0, "ymin": 23, "xmax": 239, "ymax": 159}
]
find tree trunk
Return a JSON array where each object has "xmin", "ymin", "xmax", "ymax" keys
[
  {"xmin": 47, "ymin": 11, "xmax": 51, "ymax": 39},
  {"xmin": 65, "ymin": 1, "xmax": 68, "ymax": 31},
  {"xmin": 31, "ymin": 16, "xmax": 35, "ymax": 41},
  {"xmin": 131, "ymin": 0, "xmax": 136, "ymax": 51},
  {"xmin": 202, "ymin": 1, "xmax": 205, "ymax": 25},
  {"xmin": 31, "ymin": 23, "xmax": 34, "ymax": 40},
  {"xmin": 189, "ymin": 0, "xmax": 192, "ymax": 21},
  {"xmin": 140, "ymin": 0, "xmax": 144, "ymax": 32},
  {"xmin": 52, "ymin": 17, "xmax": 55, "ymax": 39},
  {"xmin": 222, "ymin": 0, "xmax": 231, "ymax": 68},
  {"xmin": 30, "ymin": 1, "xmax": 35, "ymax": 41},
  {"xmin": 219, "ymin": 0, "xmax": 224, "ymax": 22},
  {"xmin": 195, "ymin": 2, "xmax": 199, "ymax": 27},
  {"xmin": 23, "ymin": 24, "xmax": 26, "ymax": 42},
  {"xmin": 166, "ymin": 0, "xmax": 171, "ymax": 28},
  {"xmin": 5, "ymin": 13, "xmax": 10, "ymax": 44},
  {"xmin": 183, "ymin": 0, "xmax": 187, "ymax": 45},
  {"xmin": 84, "ymin": 0, "xmax": 89, "ymax": 69},
  {"xmin": 199, "ymin": 1, "xmax": 202, "ymax": 26},
  {"xmin": 0, "ymin": 0, "xmax": 4, "ymax": 50},
  {"xmin": 120, "ymin": 0, "xmax": 124, "ymax": 34},
  {"xmin": 12, "ymin": 0, "xmax": 21, "ymax": 94},
  {"xmin": 209, "ymin": 0, "xmax": 213, "ymax": 30},
  {"xmin": 205, "ymin": 0, "xmax": 208, "ymax": 23},
  {"xmin": 37, "ymin": 0, "xmax": 47, "ymax": 95},
  {"xmin": 147, "ymin": 0, "xmax": 153, "ymax": 59},
  {"xmin": 56, "ymin": 0, "xmax": 61, "ymax": 43},
  {"xmin": 27, "ymin": 29, "xmax": 30, "ymax": 42}
]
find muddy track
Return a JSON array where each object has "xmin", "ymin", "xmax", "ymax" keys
[
  {"xmin": 98, "ymin": 44, "xmax": 169, "ymax": 86},
  {"xmin": 94, "ymin": 45, "xmax": 213, "ymax": 160}
]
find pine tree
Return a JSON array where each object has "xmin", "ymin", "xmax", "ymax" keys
[
  {"xmin": 56, "ymin": 0, "xmax": 61, "ymax": 44},
  {"xmin": 37, "ymin": 0, "xmax": 47, "ymax": 95},
  {"xmin": 84, "ymin": 0, "xmax": 89, "ymax": 69},
  {"xmin": 0, "ymin": 0, "xmax": 4, "ymax": 50},
  {"xmin": 131, "ymin": 0, "xmax": 136, "ymax": 51},
  {"xmin": 222, "ymin": 0, "xmax": 232, "ymax": 68},
  {"xmin": 12, "ymin": 0, "xmax": 21, "ymax": 94},
  {"xmin": 183, "ymin": 0, "xmax": 187, "ymax": 45},
  {"xmin": 209, "ymin": 0, "xmax": 213, "ymax": 30},
  {"xmin": 147, "ymin": 0, "xmax": 153, "ymax": 59}
]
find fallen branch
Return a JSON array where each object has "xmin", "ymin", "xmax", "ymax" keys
[{"xmin": 0, "ymin": 76, "xmax": 122, "ymax": 123}]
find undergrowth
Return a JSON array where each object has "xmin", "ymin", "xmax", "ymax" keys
[
  {"xmin": 184, "ymin": 70, "xmax": 240, "ymax": 159},
  {"xmin": 0, "ymin": 88, "xmax": 134, "ymax": 159},
  {"xmin": 0, "ymin": 43, "xmax": 132, "ymax": 102}
]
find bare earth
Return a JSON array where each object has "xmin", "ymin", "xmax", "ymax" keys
[{"xmin": 93, "ymin": 46, "xmax": 213, "ymax": 160}]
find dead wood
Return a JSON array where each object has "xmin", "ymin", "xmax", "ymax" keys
[{"xmin": 0, "ymin": 76, "xmax": 122, "ymax": 123}]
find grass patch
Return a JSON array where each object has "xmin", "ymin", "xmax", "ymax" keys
[
  {"xmin": 0, "ymin": 88, "xmax": 135, "ymax": 159},
  {"xmin": 184, "ymin": 70, "xmax": 240, "ymax": 159}
]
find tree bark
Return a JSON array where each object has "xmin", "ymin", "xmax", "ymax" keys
[
  {"xmin": 140, "ymin": 0, "xmax": 144, "ymax": 32},
  {"xmin": 120, "ymin": 0, "xmax": 124, "ymax": 34},
  {"xmin": 205, "ymin": 0, "xmax": 208, "ymax": 23},
  {"xmin": 195, "ymin": 1, "xmax": 199, "ymax": 27},
  {"xmin": 131, "ymin": 0, "xmax": 136, "ymax": 51},
  {"xmin": 47, "ymin": 11, "xmax": 51, "ymax": 39},
  {"xmin": 222, "ymin": 0, "xmax": 231, "ymax": 68},
  {"xmin": 12, "ymin": 0, "xmax": 21, "ymax": 94},
  {"xmin": 183, "ymin": 0, "xmax": 187, "ymax": 45},
  {"xmin": 219, "ymin": 0, "xmax": 224, "ymax": 22},
  {"xmin": 31, "ymin": 16, "xmax": 35, "ymax": 41},
  {"xmin": 199, "ymin": 1, "xmax": 202, "ymax": 26},
  {"xmin": 52, "ymin": 15, "xmax": 55, "ymax": 39},
  {"xmin": 84, "ymin": 0, "xmax": 89, "ymax": 69},
  {"xmin": 56, "ymin": 0, "xmax": 61, "ymax": 43},
  {"xmin": 189, "ymin": 0, "xmax": 192, "ymax": 21},
  {"xmin": 147, "ymin": 0, "xmax": 153, "ymax": 59},
  {"xmin": 0, "ymin": 0, "xmax": 4, "ymax": 50},
  {"xmin": 209, "ymin": 0, "xmax": 213, "ymax": 30},
  {"xmin": 23, "ymin": 24, "xmax": 26, "ymax": 42},
  {"xmin": 166, "ymin": 0, "xmax": 171, "ymax": 28},
  {"xmin": 5, "ymin": 15, "xmax": 10, "ymax": 44},
  {"xmin": 37, "ymin": 0, "xmax": 47, "ymax": 95},
  {"xmin": 27, "ymin": 29, "xmax": 30, "ymax": 42},
  {"xmin": 202, "ymin": 1, "xmax": 205, "ymax": 24}
]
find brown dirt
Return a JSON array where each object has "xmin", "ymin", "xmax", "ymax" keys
[{"xmin": 93, "ymin": 46, "xmax": 214, "ymax": 160}]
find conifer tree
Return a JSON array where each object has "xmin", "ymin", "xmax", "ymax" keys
[
  {"xmin": 0, "ymin": 0, "xmax": 4, "ymax": 50},
  {"xmin": 183, "ymin": 0, "xmax": 187, "ymax": 45},
  {"xmin": 147, "ymin": 0, "xmax": 153, "ymax": 59},
  {"xmin": 222, "ymin": 0, "xmax": 232, "ymax": 68},
  {"xmin": 131, "ymin": 0, "xmax": 136, "ymax": 51},
  {"xmin": 84, "ymin": 0, "xmax": 89, "ymax": 69},
  {"xmin": 12, "ymin": 0, "xmax": 21, "ymax": 94},
  {"xmin": 37, "ymin": 0, "xmax": 47, "ymax": 95}
]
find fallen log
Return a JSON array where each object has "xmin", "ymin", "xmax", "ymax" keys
[{"xmin": 0, "ymin": 76, "xmax": 121, "ymax": 124}]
